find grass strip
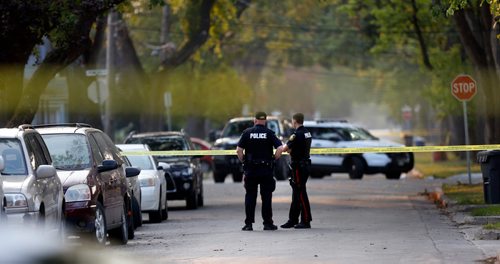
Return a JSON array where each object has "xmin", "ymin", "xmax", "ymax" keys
[{"xmin": 442, "ymin": 183, "xmax": 484, "ymax": 205}]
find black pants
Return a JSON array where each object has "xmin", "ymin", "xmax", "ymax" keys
[
  {"xmin": 244, "ymin": 166, "xmax": 276, "ymax": 225},
  {"xmin": 288, "ymin": 161, "xmax": 312, "ymax": 224}
]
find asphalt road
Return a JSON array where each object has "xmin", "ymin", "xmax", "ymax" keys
[{"xmin": 108, "ymin": 174, "xmax": 496, "ymax": 264}]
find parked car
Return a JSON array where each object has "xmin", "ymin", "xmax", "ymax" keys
[
  {"xmin": 190, "ymin": 137, "xmax": 214, "ymax": 173},
  {"xmin": 211, "ymin": 116, "xmax": 292, "ymax": 183},
  {"xmin": 303, "ymin": 120, "xmax": 414, "ymax": 180},
  {"xmin": 0, "ymin": 126, "xmax": 64, "ymax": 233},
  {"xmin": 36, "ymin": 123, "xmax": 140, "ymax": 245},
  {"xmin": 117, "ymin": 144, "xmax": 169, "ymax": 223},
  {"xmin": 124, "ymin": 131, "xmax": 204, "ymax": 209},
  {"xmin": 121, "ymin": 155, "xmax": 141, "ymax": 235}
]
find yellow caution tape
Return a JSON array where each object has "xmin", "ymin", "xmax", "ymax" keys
[{"xmin": 121, "ymin": 144, "xmax": 500, "ymax": 157}]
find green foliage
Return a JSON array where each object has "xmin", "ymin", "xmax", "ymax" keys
[
  {"xmin": 165, "ymin": 64, "xmax": 253, "ymax": 123},
  {"xmin": 471, "ymin": 205, "xmax": 500, "ymax": 216}
]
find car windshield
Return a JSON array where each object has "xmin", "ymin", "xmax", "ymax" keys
[
  {"xmin": 127, "ymin": 136, "xmax": 188, "ymax": 151},
  {"xmin": 306, "ymin": 126, "xmax": 377, "ymax": 141},
  {"xmin": 0, "ymin": 139, "xmax": 27, "ymax": 175},
  {"xmin": 126, "ymin": 155, "xmax": 155, "ymax": 170},
  {"xmin": 41, "ymin": 134, "xmax": 92, "ymax": 170},
  {"xmin": 222, "ymin": 120, "xmax": 280, "ymax": 137}
]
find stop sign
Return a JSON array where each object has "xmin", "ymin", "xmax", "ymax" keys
[{"xmin": 451, "ymin": 75, "xmax": 477, "ymax": 101}]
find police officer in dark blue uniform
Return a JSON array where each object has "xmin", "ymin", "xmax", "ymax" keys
[
  {"xmin": 280, "ymin": 113, "xmax": 313, "ymax": 229},
  {"xmin": 237, "ymin": 111, "xmax": 284, "ymax": 231}
]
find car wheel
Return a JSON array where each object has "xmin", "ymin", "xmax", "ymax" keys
[
  {"xmin": 161, "ymin": 193, "xmax": 168, "ymax": 220},
  {"xmin": 93, "ymin": 201, "xmax": 107, "ymax": 245},
  {"xmin": 348, "ymin": 157, "xmax": 365, "ymax": 180},
  {"xmin": 59, "ymin": 210, "xmax": 67, "ymax": 243},
  {"xmin": 385, "ymin": 171, "xmax": 402, "ymax": 180},
  {"xmin": 197, "ymin": 182, "xmax": 204, "ymax": 207},
  {"xmin": 109, "ymin": 203, "xmax": 129, "ymax": 245},
  {"xmin": 127, "ymin": 209, "xmax": 135, "ymax": 240},
  {"xmin": 213, "ymin": 171, "xmax": 226, "ymax": 183},
  {"xmin": 232, "ymin": 172, "xmax": 243, "ymax": 182},
  {"xmin": 149, "ymin": 192, "xmax": 163, "ymax": 223},
  {"xmin": 186, "ymin": 189, "xmax": 198, "ymax": 209},
  {"xmin": 132, "ymin": 196, "xmax": 142, "ymax": 228}
]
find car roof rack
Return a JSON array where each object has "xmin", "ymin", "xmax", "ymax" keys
[{"xmin": 30, "ymin": 123, "xmax": 93, "ymax": 129}]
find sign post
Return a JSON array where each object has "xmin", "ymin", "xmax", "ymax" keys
[
  {"xmin": 164, "ymin": 92, "xmax": 172, "ymax": 131},
  {"xmin": 451, "ymin": 74, "xmax": 477, "ymax": 184}
]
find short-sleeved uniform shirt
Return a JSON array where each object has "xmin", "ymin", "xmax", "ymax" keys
[
  {"xmin": 286, "ymin": 125, "xmax": 312, "ymax": 162},
  {"xmin": 237, "ymin": 124, "xmax": 282, "ymax": 162}
]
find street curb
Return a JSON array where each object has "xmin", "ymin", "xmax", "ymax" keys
[{"xmin": 426, "ymin": 186, "xmax": 500, "ymax": 241}]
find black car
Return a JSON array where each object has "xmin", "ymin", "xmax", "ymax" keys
[
  {"xmin": 211, "ymin": 116, "xmax": 292, "ymax": 183},
  {"xmin": 124, "ymin": 131, "xmax": 204, "ymax": 209}
]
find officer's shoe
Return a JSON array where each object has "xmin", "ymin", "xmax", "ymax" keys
[
  {"xmin": 280, "ymin": 221, "xmax": 297, "ymax": 229},
  {"xmin": 263, "ymin": 224, "xmax": 278, "ymax": 231},
  {"xmin": 242, "ymin": 224, "xmax": 253, "ymax": 231},
  {"xmin": 294, "ymin": 222, "xmax": 311, "ymax": 229}
]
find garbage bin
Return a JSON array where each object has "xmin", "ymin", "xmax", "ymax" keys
[{"xmin": 477, "ymin": 150, "xmax": 500, "ymax": 204}]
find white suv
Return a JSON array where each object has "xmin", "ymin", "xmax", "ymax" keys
[
  {"xmin": 0, "ymin": 126, "xmax": 64, "ymax": 231},
  {"xmin": 304, "ymin": 120, "xmax": 414, "ymax": 180}
]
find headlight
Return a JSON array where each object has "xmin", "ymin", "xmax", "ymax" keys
[
  {"xmin": 140, "ymin": 177, "xmax": 156, "ymax": 187},
  {"xmin": 65, "ymin": 184, "xmax": 91, "ymax": 202},
  {"xmin": 5, "ymin": 194, "xmax": 28, "ymax": 208}
]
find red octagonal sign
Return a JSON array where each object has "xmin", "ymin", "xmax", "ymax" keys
[{"xmin": 451, "ymin": 74, "xmax": 477, "ymax": 101}]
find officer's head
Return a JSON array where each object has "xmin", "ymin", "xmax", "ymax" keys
[
  {"xmin": 292, "ymin": 113, "xmax": 304, "ymax": 128},
  {"xmin": 254, "ymin": 111, "xmax": 267, "ymax": 125}
]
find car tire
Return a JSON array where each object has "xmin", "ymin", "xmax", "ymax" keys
[
  {"xmin": 59, "ymin": 209, "xmax": 67, "ymax": 243},
  {"xmin": 149, "ymin": 192, "xmax": 163, "ymax": 223},
  {"xmin": 385, "ymin": 171, "xmax": 402, "ymax": 180},
  {"xmin": 109, "ymin": 203, "xmax": 129, "ymax": 245},
  {"xmin": 161, "ymin": 194, "xmax": 168, "ymax": 220},
  {"xmin": 132, "ymin": 196, "xmax": 142, "ymax": 228},
  {"xmin": 127, "ymin": 209, "xmax": 135, "ymax": 240},
  {"xmin": 213, "ymin": 171, "xmax": 226, "ymax": 183},
  {"xmin": 348, "ymin": 156, "xmax": 365, "ymax": 180},
  {"xmin": 197, "ymin": 182, "xmax": 204, "ymax": 207},
  {"xmin": 232, "ymin": 172, "xmax": 243, "ymax": 182},
  {"xmin": 186, "ymin": 189, "xmax": 198, "ymax": 209},
  {"xmin": 92, "ymin": 201, "xmax": 107, "ymax": 245}
]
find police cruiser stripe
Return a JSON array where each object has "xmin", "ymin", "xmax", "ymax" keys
[{"xmin": 121, "ymin": 144, "xmax": 500, "ymax": 156}]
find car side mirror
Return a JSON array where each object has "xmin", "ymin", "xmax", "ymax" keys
[
  {"xmin": 36, "ymin": 165, "xmax": 57, "ymax": 179},
  {"xmin": 157, "ymin": 162, "xmax": 170, "ymax": 171},
  {"xmin": 0, "ymin": 156, "xmax": 4, "ymax": 172},
  {"xmin": 97, "ymin": 160, "xmax": 118, "ymax": 173},
  {"xmin": 125, "ymin": 167, "xmax": 141, "ymax": 178}
]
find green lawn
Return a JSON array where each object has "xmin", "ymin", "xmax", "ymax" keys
[
  {"xmin": 471, "ymin": 205, "xmax": 500, "ymax": 216},
  {"xmin": 442, "ymin": 184, "xmax": 484, "ymax": 205},
  {"xmin": 484, "ymin": 223, "xmax": 500, "ymax": 230},
  {"xmin": 414, "ymin": 152, "xmax": 481, "ymax": 178}
]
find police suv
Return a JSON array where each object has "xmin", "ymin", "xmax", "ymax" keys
[{"xmin": 304, "ymin": 120, "xmax": 414, "ymax": 180}]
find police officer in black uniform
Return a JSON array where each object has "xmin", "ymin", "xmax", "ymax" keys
[
  {"xmin": 280, "ymin": 113, "xmax": 313, "ymax": 229},
  {"xmin": 237, "ymin": 111, "xmax": 284, "ymax": 231}
]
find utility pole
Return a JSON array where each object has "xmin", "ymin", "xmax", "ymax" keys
[
  {"xmin": 161, "ymin": 4, "xmax": 171, "ymax": 131},
  {"xmin": 160, "ymin": 5, "xmax": 170, "ymax": 61},
  {"xmin": 105, "ymin": 10, "xmax": 116, "ymax": 138}
]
